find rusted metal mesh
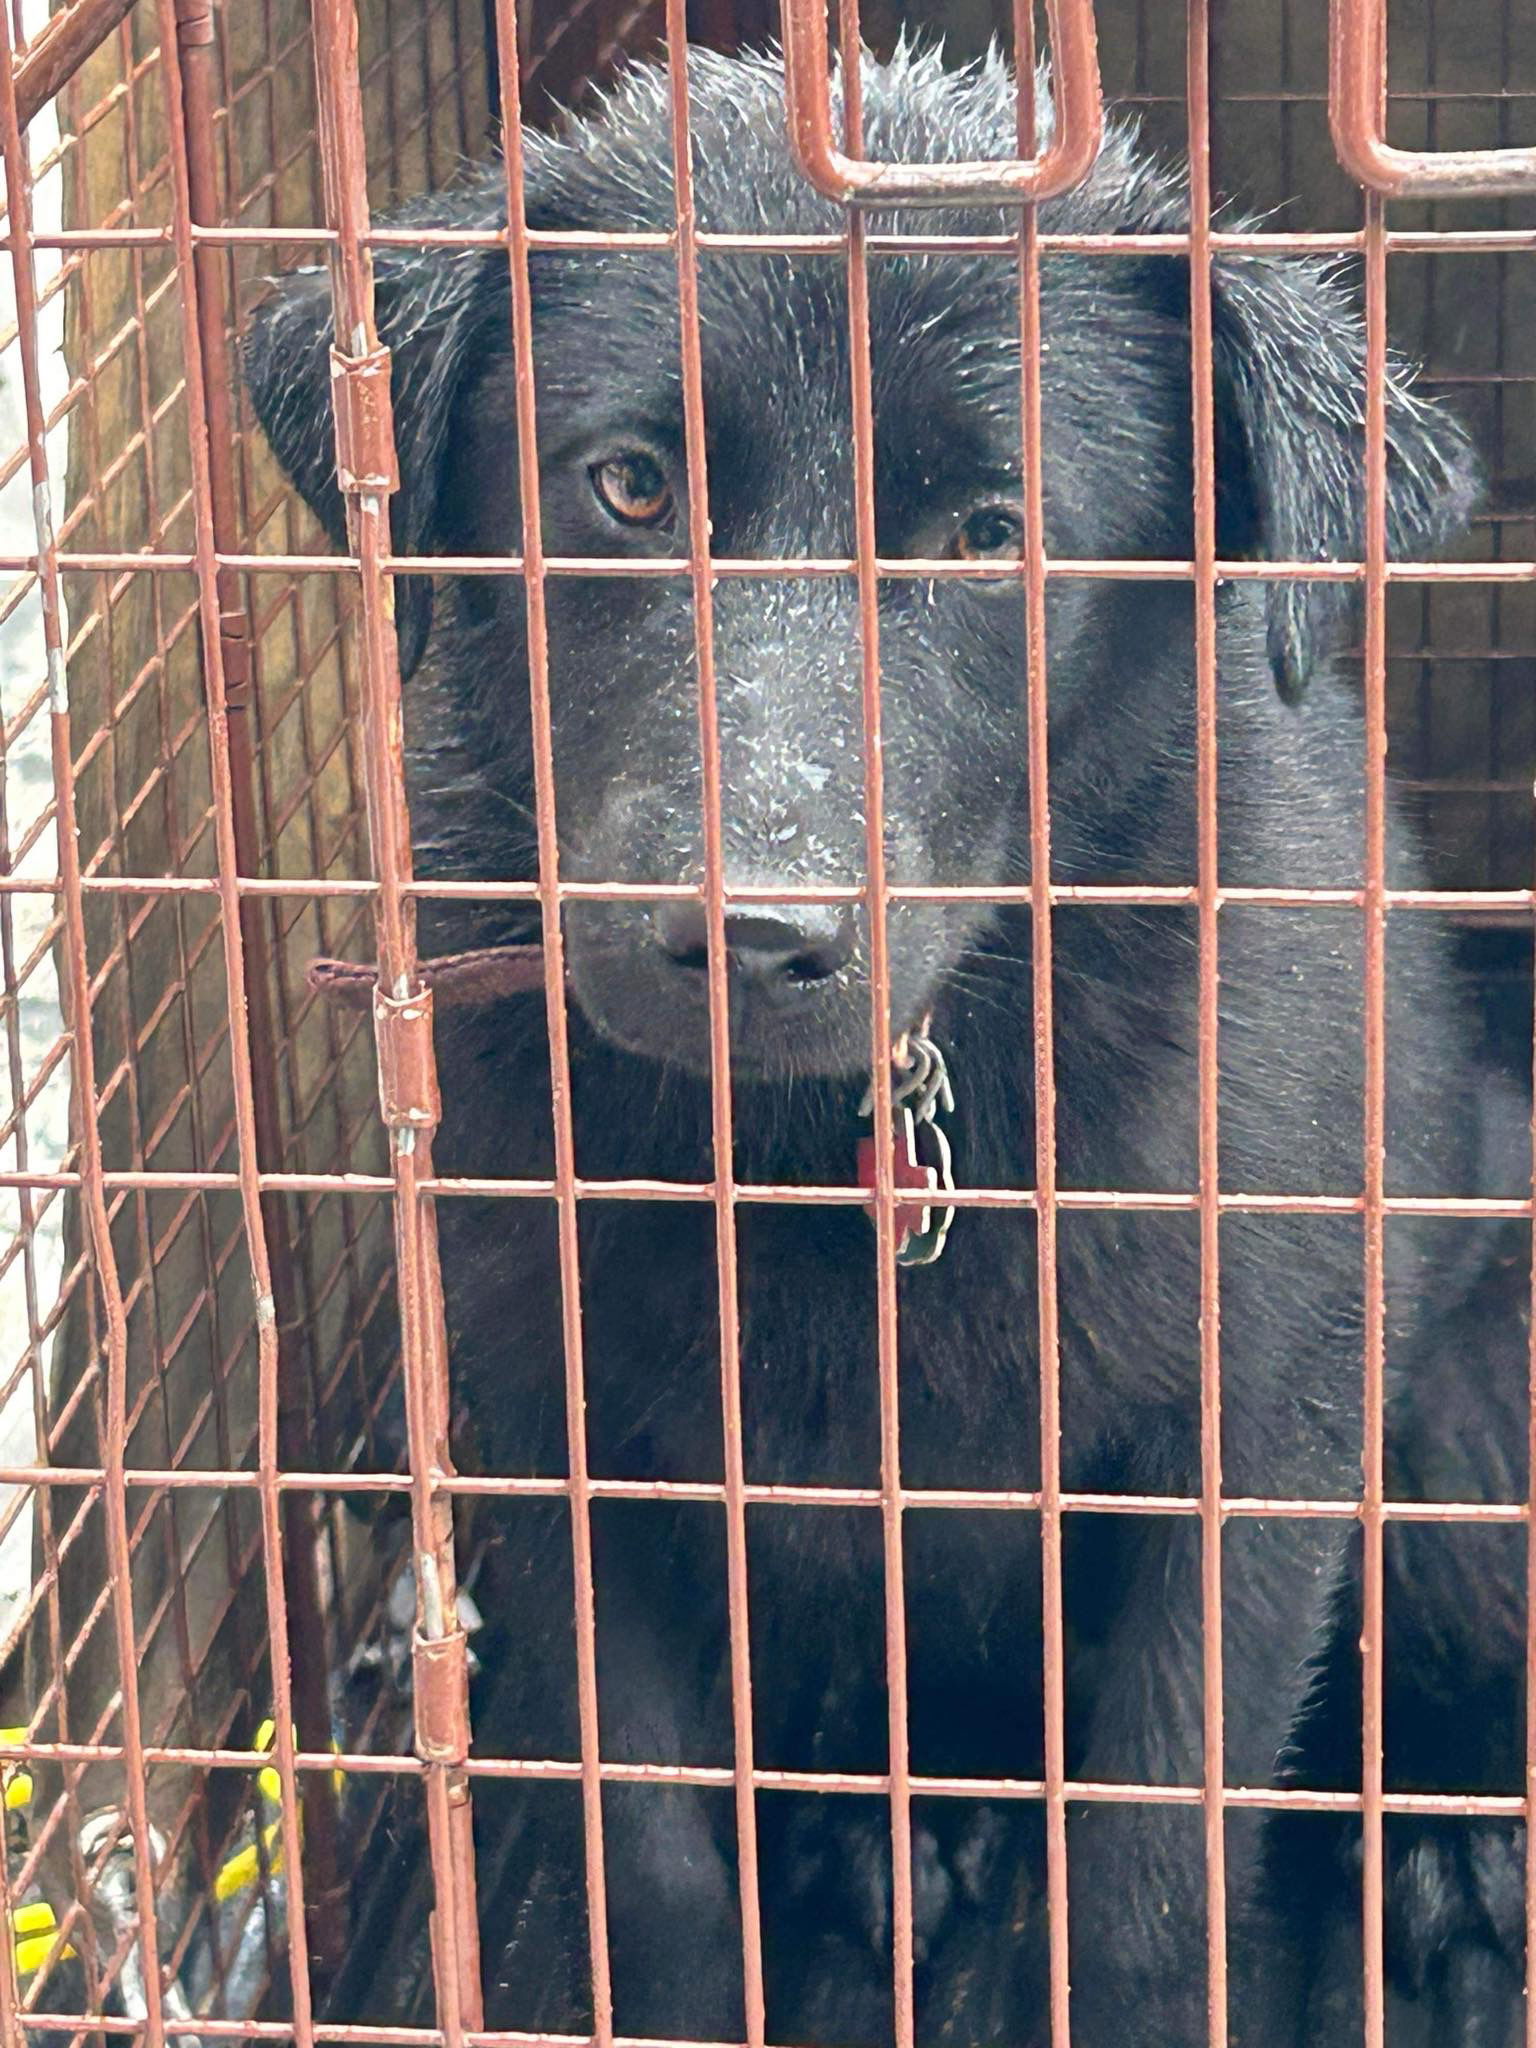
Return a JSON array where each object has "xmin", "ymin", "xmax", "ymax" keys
[
  {"xmin": 0, "ymin": 0, "xmax": 1528, "ymax": 2045},
  {"xmin": 1117, "ymin": 0, "xmax": 1536, "ymax": 897},
  {"xmin": 863, "ymin": 0, "xmax": 1536, "ymax": 890},
  {"xmin": 0, "ymin": 0, "xmax": 497, "ymax": 2019}
]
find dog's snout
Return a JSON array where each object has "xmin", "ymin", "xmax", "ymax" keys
[
  {"xmin": 656, "ymin": 901, "xmax": 855, "ymax": 986},
  {"xmin": 726, "ymin": 908, "xmax": 855, "ymax": 984}
]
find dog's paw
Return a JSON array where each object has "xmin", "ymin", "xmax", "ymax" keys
[
  {"xmin": 1386, "ymin": 1824, "xmax": 1524, "ymax": 2046},
  {"xmin": 344, "ymin": 1557, "xmax": 484, "ymax": 1700}
]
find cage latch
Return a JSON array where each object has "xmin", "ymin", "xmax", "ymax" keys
[
  {"xmin": 329, "ymin": 346, "xmax": 400, "ymax": 497},
  {"xmin": 412, "ymin": 1629, "xmax": 471, "ymax": 1766},
  {"xmin": 373, "ymin": 984, "xmax": 441, "ymax": 1132},
  {"xmin": 219, "ymin": 609, "xmax": 251, "ymax": 704}
]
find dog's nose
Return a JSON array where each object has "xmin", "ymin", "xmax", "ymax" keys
[{"xmin": 656, "ymin": 902, "xmax": 855, "ymax": 985}]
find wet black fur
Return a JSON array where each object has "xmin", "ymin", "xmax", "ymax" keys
[{"xmin": 246, "ymin": 47, "xmax": 1531, "ymax": 2045}]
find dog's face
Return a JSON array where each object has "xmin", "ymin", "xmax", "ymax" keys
[
  {"xmin": 447, "ymin": 237, "xmax": 1130, "ymax": 1078},
  {"xmin": 246, "ymin": 49, "xmax": 1475, "ymax": 1081}
]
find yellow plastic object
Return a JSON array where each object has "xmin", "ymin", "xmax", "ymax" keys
[
  {"xmin": 12, "ymin": 1899, "xmax": 76, "ymax": 1975},
  {"xmin": 0, "ymin": 1726, "xmax": 33, "ymax": 1812},
  {"xmin": 215, "ymin": 1711, "xmax": 345, "ymax": 1902},
  {"xmin": 253, "ymin": 1715, "xmax": 344, "ymax": 1801},
  {"xmin": 253, "ymin": 1719, "xmax": 281, "ymax": 1807},
  {"xmin": 213, "ymin": 1820, "xmax": 283, "ymax": 1905}
]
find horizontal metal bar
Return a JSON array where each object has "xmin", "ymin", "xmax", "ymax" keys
[
  {"xmin": 0, "ymin": 1748, "xmax": 1526, "ymax": 1821},
  {"xmin": 14, "ymin": 223, "xmax": 1536, "ymax": 254},
  {"xmin": 0, "ymin": 1471, "xmax": 1519, "ymax": 1522},
  {"xmin": 2, "ymin": 549, "xmax": 1531, "ymax": 579},
  {"xmin": 1, "ymin": 1167, "xmax": 1532, "ymax": 1219},
  {"xmin": 4, "ymin": 875, "xmax": 1536, "ymax": 910}
]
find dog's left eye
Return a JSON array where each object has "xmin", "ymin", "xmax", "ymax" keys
[
  {"xmin": 954, "ymin": 505, "xmax": 1024, "ymax": 561},
  {"xmin": 592, "ymin": 451, "xmax": 673, "ymax": 527}
]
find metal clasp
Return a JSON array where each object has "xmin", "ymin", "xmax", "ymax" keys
[{"xmin": 858, "ymin": 1029, "xmax": 958, "ymax": 1268}]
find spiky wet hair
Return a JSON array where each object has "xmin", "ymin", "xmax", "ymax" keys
[{"xmin": 246, "ymin": 42, "xmax": 1477, "ymax": 699}]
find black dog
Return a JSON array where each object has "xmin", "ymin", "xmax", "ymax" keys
[{"xmin": 247, "ymin": 47, "xmax": 1528, "ymax": 2045}]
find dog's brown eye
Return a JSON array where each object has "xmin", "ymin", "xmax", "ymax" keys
[
  {"xmin": 592, "ymin": 451, "xmax": 672, "ymax": 526},
  {"xmin": 955, "ymin": 505, "xmax": 1024, "ymax": 561}
]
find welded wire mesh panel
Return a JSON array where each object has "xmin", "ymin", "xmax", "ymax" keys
[
  {"xmin": 0, "ymin": 1, "xmax": 1532, "ymax": 2047},
  {"xmin": 0, "ymin": 0, "xmax": 493, "ymax": 2021},
  {"xmin": 226, "ymin": 2, "xmax": 1532, "ymax": 2044},
  {"xmin": 849, "ymin": 0, "xmax": 1536, "ymax": 892},
  {"xmin": 1201, "ymin": 0, "xmax": 1535, "ymax": 894}
]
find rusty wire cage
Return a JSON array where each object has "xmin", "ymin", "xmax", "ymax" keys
[{"xmin": 0, "ymin": 0, "xmax": 1532, "ymax": 2042}]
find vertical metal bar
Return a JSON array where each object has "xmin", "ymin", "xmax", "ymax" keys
[
  {"xmin": 1186, "ymin": 2, "xmax": 1228, "ymax": 2041},
  {"xmin": 38, "ymin": 51, "xmax": 105, "ymax": 2014},
  {"xmin": 148, "ymin": 0, "xmax": 322, "ymax": 2032},
  {"xmin": 117, "ymin": 15, "xmax": 242, "ymax": 1952},
  {"xmin": 1354, "ymin": 18, "xmax": 1392, "ymax": 2048},
  {"xmin": 1526, "ymin": 838, "xmax": 1536, "ymax": 2048},
  {"xmin": 1359, "ymin": 182, "xmax": 1391, "ymax": 2048},
  {"xmin": 1517, "ymin": 0, "xmax": 1536, "ymax": 1947},
  {"xmin": 306, "ymin": 0, "xmax": 484, "ymax": 2034},
  {"xmin": 0, "ymin": 1754, "xmax": 22, "ymax": 2048},
  {"xmin": 1008, "ymin": 7, "xmax": 1070, "ymax": 2042},
  {"xmin": 247, "ymin": 0, "xmax": 380, "ymax": 1546},
  {"xmin": 108, "ymin": 887, "xmax": 209, "ymax": 1976},
  {"xmin": 127, "ymin": 0, "xmax": 245, "ymax": 1716},
  {"xmin": 834, "ymin": 17, "xmax": 917, "ymax": 2047},
  {"xmin": 1483, "ymin": 0, "xmax": 1509, "ymax": 888},
  {"xmin": 658, "ymin": 23, "xmax": 768, "ymax": 2048},
  {"xmin": 489, "ymin": 10, "xmax": 613, "ymax": 2042},
  {"xmin": 1413, "ymin": 0, "xmax": 1439, "ymax": 906},
  {"xmin": 0, "ymin": 20, "xmax": 170, "ymax": 2048},
  {"xmin": 171, "ymin": 0, "xmax": 348, "ymax": 1982},
  {"xmin": 1490, "ymin": 0, "xmax": 1536, "ymax": 2030}
]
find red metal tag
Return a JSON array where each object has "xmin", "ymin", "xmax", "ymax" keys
[{"xmin": 857, "ymin": 1104, "xmax": 940, "ymax": 1257}]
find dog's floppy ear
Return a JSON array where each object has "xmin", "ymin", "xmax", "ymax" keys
[
  {"xmin": 1210, "ymin": 255, "xmax": 1479, "ymax": 704},
  {"xmin": 244, "ymin": 234, "xmax": 496, "ymax": 677}
]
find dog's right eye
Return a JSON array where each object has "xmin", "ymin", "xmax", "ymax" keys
[
  {"xmin": 591, "ymin": 452, "xmax": 673, "ymax": 527},
  {"xmin": 954, "ymin": 504, "xmax": 1024, "ymax": 561}
]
